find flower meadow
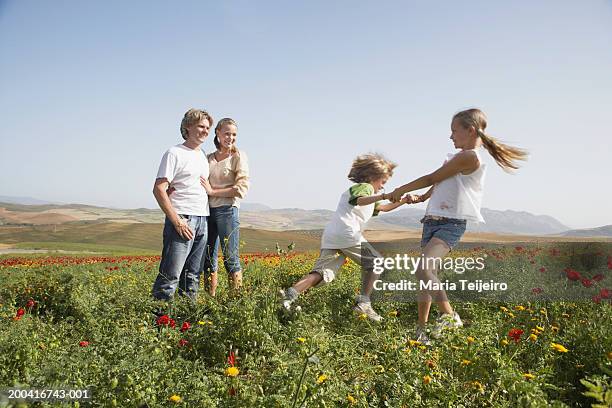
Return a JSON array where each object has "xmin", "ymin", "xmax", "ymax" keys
[{"xmin": 0, "ymin": 243, "xmax": 611, "ymax": 407}]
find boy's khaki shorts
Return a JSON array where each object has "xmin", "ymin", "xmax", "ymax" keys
[{"xmin": 311, "ymin": 242, "xmax": 382, "ymax": 286}]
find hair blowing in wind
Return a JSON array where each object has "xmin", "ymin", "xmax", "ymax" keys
[{"xmin": 453, "ymin": 109, "xmax": 528, "ymax": 171}]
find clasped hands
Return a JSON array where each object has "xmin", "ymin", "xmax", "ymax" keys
[{"xmin": 387, "ymin": 189, "xmax": 421, "ymax": 204}]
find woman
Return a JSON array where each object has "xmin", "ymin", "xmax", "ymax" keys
[{"xmin": 201, "ymin": 118, "xmax": 250, "ymax": 296}]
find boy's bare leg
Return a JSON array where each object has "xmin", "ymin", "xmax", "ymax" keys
[{"xmin": 292, "ymin": 272, "xmax": 323, "ymax": 293}]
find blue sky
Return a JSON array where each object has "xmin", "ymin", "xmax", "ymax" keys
[{"xmin": 1, "ymin": 0, "xmax": 611, "ymax": 228}]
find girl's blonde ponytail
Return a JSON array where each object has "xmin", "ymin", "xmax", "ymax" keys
[
  {"xmin": 453, "ymin": 109, "xmax": 528, "ymax": 171},
  {"xmin": 477, "ymin": 129, "xmax": 528, "ymax": 171}
]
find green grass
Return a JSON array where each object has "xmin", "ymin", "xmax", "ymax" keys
[{"xmin": 0, "ymin": 245, "xmax": 610, "ymax": 407}]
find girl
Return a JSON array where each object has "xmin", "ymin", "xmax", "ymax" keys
[
  {"xmin": 280, "ymin": 153, "xmax": 415, "ymax": 321},
  {"xmin": 388, "ymin": 108, "xmax": 527, "ymax": 344},
  {"xmin": 201, "ymin": 118, "xmax": 250, "ymax": 296}
]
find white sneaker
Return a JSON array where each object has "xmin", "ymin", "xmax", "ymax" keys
[
  {"xmin": 430, "ymin": 312, "xmax": 463, "ymax": 339},
  {"xmin": 279, "ymin": 289, "xmax": 297, "ymax": 311},
  {"xmin": 353, "ymin": 302, "xmax": 383, "ymax": 322},
  {"xmin": 415, "ymin": 326, "xmax": 432, "ymax": 346}
]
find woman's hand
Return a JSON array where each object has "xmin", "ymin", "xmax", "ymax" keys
[{"xmin": 200, "ymin": 176, "xmax": 214, "ymax": 195}]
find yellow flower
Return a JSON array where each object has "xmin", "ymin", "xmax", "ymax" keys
[
  {"xmin": 419, "ymin": 345, "xmax": 427, "ymax": 351},
  {"xmin": 523, "ymin": 373, "xmax": 535, "ymax": 380},
  {"xmin": 375, "ymin": 365, "xmax": 385, "ymax": 373},
  {"xmin": 550, "ymin": 342, "xmax": 569, "ymax": 353},
  {"xmin": 347, "ymin": 394, "xmax": 356, "ymax": 405},
  {"xmin": 316, "ymin": 374, "xmax": 328, "ymax": 384},
  {"xmin": 501, "ymin": 339, "xmax": 509, "ymax": 346},
  {"xmin": 296, "ymin": 337, "xmax": 306, "ymax": 344},
  {"xmin": 423, "ymin": 375, "xmax": 432, "ymax": 384},
  {"xmin": 529, "ymin": 334, "xmax": 538, "ymax": 342},
  {"xmin": 507, "ymin": 312, "xmax": 515, "ymax": 318},
  {"xmin": 536, "ymin": 325, "xmax": 544, "ymax": 332},
  {"xmin": 388, "ymin": 310, "xmax": 398, "ymax": 317},
  {"xmin": 539, "ymin": 308, "xmax": 547, "ymax": 315},
  {"xmin": 408, "ymin": 339, "xmax": 421, "ymax": 347},
  {"xmin": 358, "ymin": 313, "xmax": 367, "ymax": 321},
  {"xmin": 500, "ymin": 306, "xmax": 509, "ymax": 312},
  {"xmin": 515, "ymin": 305, "xmax": 526, "ymax": 311},
  {"xmin": 607, "ymin": 352, "xmax": 612, "ymax": 360},
  {"xmin": 467, "ymin": 336, "xmax": 475, "ymax": 344},
  {"xmin": 472, "ymin": 381, "xmax": 485, "ymax": 393},
  {"xmin": 197, "ymin": 321, "xmax": 206, "ymax": 325},
  {"xmin": 461, "ymin": 359, "xmax": 472, "ymax": 366},
  {"xmin": 169, "ymin": 395, "xmax": 182, "ymax": 403},
  {"xmin": 225, "ymin": 367, "xmax": 240, "ymax": 377}
]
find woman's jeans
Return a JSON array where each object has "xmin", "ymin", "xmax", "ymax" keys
[
  {"xmin": 152, "ymin": 215, "xmax": 208, "ymax": 301},
  {"xmin": 202, "ymin": 205, "xmax": 242, "ymax": 275}
]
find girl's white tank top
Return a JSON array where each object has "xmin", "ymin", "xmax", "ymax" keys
[{"xmin": 425, "ymin": 149, "xmax": 486, "ymax": 223}]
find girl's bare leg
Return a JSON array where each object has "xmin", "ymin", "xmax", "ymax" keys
[{"xmin": 416, "ymin": 237, "xmax": 453, "ymax": 327}]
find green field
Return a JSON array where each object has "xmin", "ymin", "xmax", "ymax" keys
[
  {"xmin": 1, "ymin": 243, "xmax": 611, "ymax": 407},
  {"xmin": 0, "ymin": 222, "xmax": 323, "ymax": 254}
]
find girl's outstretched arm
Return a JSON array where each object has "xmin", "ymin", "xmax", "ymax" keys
[{"xmin": 388, "ymin": 151, "xmax": 479, "ymax": 202}]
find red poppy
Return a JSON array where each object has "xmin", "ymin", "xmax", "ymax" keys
[
  {"xmin": 539, "ymin": 267, "xmax": 546, "ymax": 273},
  {"xmin": 15, "ymin": 308, "xmax": 25, "ymax": 318},
  {"xmin": 593, "ymin": 295, "xmax": 602, "ymax": 304},
  {"xmin": 169, "ymin": 318, "xmax": 176, "ymax": 329},
  {"xmin": 600, "ymin": 288, "xmax": 610, "ymax": 299},
  {"xmin": 156, "ymin": 315, "xmax": 170, "ymax": 326},
  {"xmin": 180, "ymin": 322, "xmax": 191, "ymax": 332},
  {"xmin": 79, "ymin": 341, "xmax": 89, "ymax": 347},
  {"xmin": 581, "ymin": 278, "xmax": 593, "ymax": 288},
  {"xmin": 178, "ymin": 339, "xmax": 189, "ymax": 347},
  {"xmin": 532, "ymin": 287, "xmax": 543, "ymax": 294},
  {"xmin": 565, "ymin": 268, "xmax": 581, "ymax": 281},
  {"xmin": 515, "ymin": 246, "xmax": 523, "ymax": 252},
  {"xmin": 227, "ymin": 351, "xmax": 236, "ymax": 367},
  {"xmin": 508, "ymin": 328, "xmax": 524, "ymax": 343},
  {"xmin": 593, "ymin": 274, "xmax": 604, "ymax": 282},
  {"xmin": 26, "ymin": 299, "xmax": 36, "ymax": 309}
]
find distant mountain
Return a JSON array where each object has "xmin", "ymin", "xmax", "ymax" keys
[
  {"xmin": 375, "ymin": 207, "xmax": 570, "ymax": 235},
  {"xmin": 2, "ymin": 199, "xmax": 605, "ymax": 237},
  {"xmin": 240, "ymin": 202, "xmax": 272, "ymax": 212},
  {"xmin": 0, "ymin": 195, "xmax": 60, "ymax": 205},
  {"xmin": 557, "ymin": 225, "xmax": 612, "ymax": 238}
]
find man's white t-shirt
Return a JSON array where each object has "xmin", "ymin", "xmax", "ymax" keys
[{"xmin": 156, "ymin": 144, "xmax": 209, "ymax": 216}]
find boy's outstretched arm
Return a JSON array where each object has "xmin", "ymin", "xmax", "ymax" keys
[{"xmin": 377, "ymin": 195, "xmax": 418, "ymax": 212}]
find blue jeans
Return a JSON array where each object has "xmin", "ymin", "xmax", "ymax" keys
[
  {"xmin": 202, "ymin": 206, "xmax": 242, "ymax": 275},
  {"xmin": 152, "ymin": 215, "xmax": 208, "ymax": 301},
  {"xmin": 421, "ymin": 217, "xmax": 467, "ymax": 250}
]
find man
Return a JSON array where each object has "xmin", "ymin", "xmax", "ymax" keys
[{"xmin": 151, "ymin": 108, "xmax": 212, "ymax": 301}]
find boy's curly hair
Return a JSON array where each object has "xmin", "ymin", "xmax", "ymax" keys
[{"xmin": 348, "ymin": 153, "xmax": 397, "ymax": 183}]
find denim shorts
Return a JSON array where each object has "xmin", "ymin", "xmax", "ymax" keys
[{"xmin": 420, "ymin": 217, "xmax": 467, "ymax": 250}]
